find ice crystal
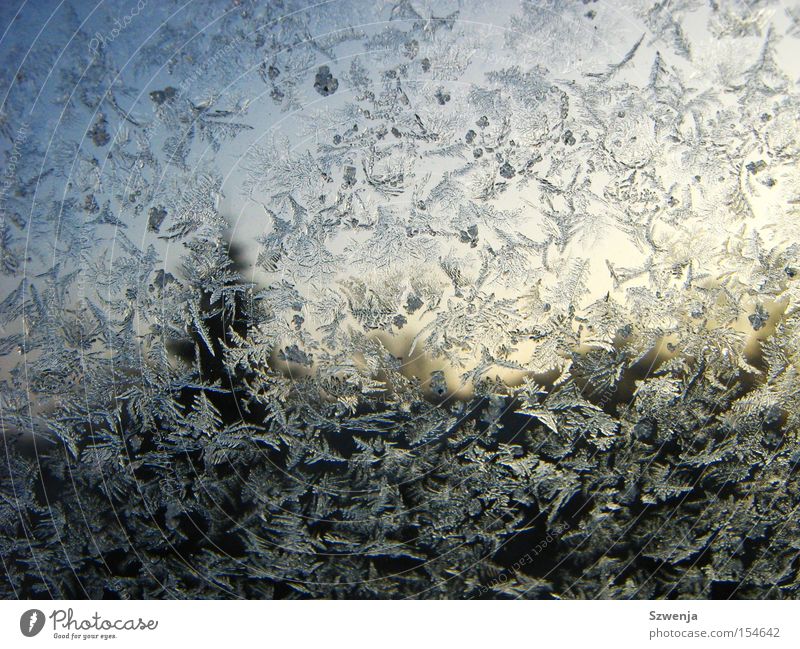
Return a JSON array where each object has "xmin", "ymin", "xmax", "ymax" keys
[{"xmin": 1, "ymin": 0, "xmax": 800, "ymax": 599}]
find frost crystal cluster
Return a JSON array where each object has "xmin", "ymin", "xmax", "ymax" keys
[{"xmin": 1, "ymin": 0, "xmax": 800, "ymax": 598}]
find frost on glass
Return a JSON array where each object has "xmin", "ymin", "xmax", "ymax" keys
[{"xmin": 1, "ymin": 0, "xmax": 800, "ymax": 599}]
